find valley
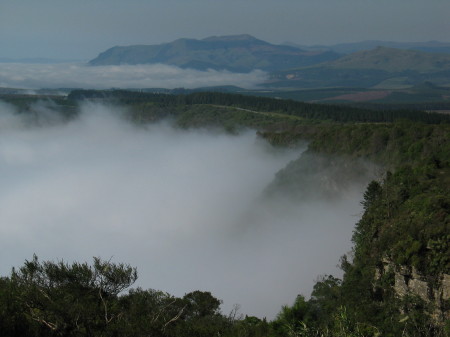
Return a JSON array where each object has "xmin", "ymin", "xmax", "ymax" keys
[{"xmin": 0, "ymin": 89, "xmax": 448, "ymax": 335}]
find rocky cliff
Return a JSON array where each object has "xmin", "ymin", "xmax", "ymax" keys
[{"xmin": 376, "ymin": 258, "xmax": 450, "ymax": 324}]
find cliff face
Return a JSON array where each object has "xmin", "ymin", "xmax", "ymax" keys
[{"xmin": 376, "ymin": 259, "xmax": 450, "ymax": 324}]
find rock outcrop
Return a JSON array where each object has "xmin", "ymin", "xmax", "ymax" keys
[{"xmin": 376, "ymin": 259, "xmax": 450, "ymax": 324}]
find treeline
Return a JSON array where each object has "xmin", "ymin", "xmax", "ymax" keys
[
  {"xmin": 261, "ymin": 121, "xmax": 450, "ymax": 167},
  {"xmin": 0, "ymin": 256, "xmax": 271, "ymax": 337},
  {"xmin": 67, "ymin": 90, "xmax": 450, "ymax": 124},
  {"xmin": 346, "ymin": 101, "xmax": 450, "ymax": 112}
]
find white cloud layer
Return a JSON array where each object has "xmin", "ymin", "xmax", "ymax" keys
[
  {"xmin": 0, "ymin": 101, "xmax": 366, "ymax": 318},
  {"xmin": 0, "ymin": 63, "xmax": 267, "ymax": 90}
]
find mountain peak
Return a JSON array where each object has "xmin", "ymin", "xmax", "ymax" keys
[
  {"xmin": 202, "ymin": 34, "xmax": 260, "ymax": 42},
  {"xmin": 89, "ymin": 35, "xmax": 339, "ymax": 71}
]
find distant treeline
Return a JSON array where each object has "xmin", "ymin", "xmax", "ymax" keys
[
  {"xmin": 68, "ymin": 90, "xmax": 450, "ymax": 124},
  {"xmin": 347, "ymin": 101, "xmax": 450, "ymax": 112}
]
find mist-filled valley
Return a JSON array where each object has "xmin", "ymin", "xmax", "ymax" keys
[
  {"xmin": 0, "ymin": 100, "xmax": 373, "ymax": 319},
  {"xmin": 2, "ymin": 1, "xmax": 449, "ymax": 335}
]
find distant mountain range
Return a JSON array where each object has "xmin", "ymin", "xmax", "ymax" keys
[
  {"xmin": 89, "ymin": 35, "xmax": 450, "ymax": 89},
  {"xmin": 286, "ymin": 40, "xmax": 450, "ymax": 54},
  {"xmin": 88, "ymin": 34, "xmax": 340, "ymax": 72},
  {"xmin": 270, "ymin": 46, "xmax": 450, "ymax": 89},
  {"xmin": 324, "ymin": 46, "xmax": 450, "ymax": 72}
]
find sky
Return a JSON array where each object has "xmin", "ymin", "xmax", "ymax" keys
[
  {"xmin": 1, "ymin": 0, "xmax": 449, "ymax": 60},
  {"xmin": 0, "ymin": 101, "xmax": 372, "ymax": 318}
]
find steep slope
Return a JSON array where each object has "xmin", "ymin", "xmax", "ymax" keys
[
  {"xmin": 89, "ymin": 34, "xmax": 339, "ymax": 72},
  {"xmin": 264, "ymin": 121, "xmax": 450, "ymax": 336}
]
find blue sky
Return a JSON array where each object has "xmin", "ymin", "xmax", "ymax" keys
[{"xmin": 1, "ymin": 0, "xmax": 449, "ymax": 59}]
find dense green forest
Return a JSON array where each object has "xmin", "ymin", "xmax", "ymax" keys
[
  {"xmin": 0, "ymin": 91, "xmax": 449, "ymax": 336},
  {"xmin": 262, "ymin": 121, "xmax": 450, "ymax": 337},
  {"xmin": 67, "ymin": 89, "xmax": 450, "ymax": 124}
]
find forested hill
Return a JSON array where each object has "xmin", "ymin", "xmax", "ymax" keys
[{"xmin": 67, "ymin": 89, "xmax": 450, "ymax": 124}]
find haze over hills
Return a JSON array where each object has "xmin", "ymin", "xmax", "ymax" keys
[
  {"xmin": 88, "ymin": 34, "xmax": 340, "ymax": 72},
  {"xmin": 269, "ymin": 46, "xmax": 450, "ymax": 89},
  {"xmin": 89, "ymin": 35, "xmax": 450, "ymax": 90},
  {"xmin": 0, "ymin": 57, "xmax": 86, "ymax": 64},
  {"xmin": 324, "ymin": 46, "xmax": 450, "ymax": 72},
  {"xmin": 287, "ymin": 40, "xmax": 450, "ymax": 54},
  {"xmin": 3, "ymin": 35, "xmax": 450, "ymax": 97}
]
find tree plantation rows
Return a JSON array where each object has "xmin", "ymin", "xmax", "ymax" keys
[{"xmin": 67, "ymin": 90, "xmax": 450, "ymax": 124}]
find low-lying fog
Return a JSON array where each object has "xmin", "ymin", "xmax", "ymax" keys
[
  {"xmin": 0, "ymin": 101, "xmax": 368, "ymax": 318},
  {"xmin": 0, "ymin": 63, "xmax": 267, "ymax": 89}
]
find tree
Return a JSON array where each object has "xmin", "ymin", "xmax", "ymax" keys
[
  {"xmin": 11, "ymin": 255, "xmax": 137, "ymax": 337},
  {"xmin": 361, "ymin": 180, "xmax": 382, "ymax": 210},
  {"xmin": 171, "ymin": 291, "xmax": 226, "ymax": 337},
  {"xmin": 0, "ymin": 276, "xmax": 33, "ymax": 337},
  {"xmin": 182, "ymin": 290, "xmax": 222, "ymax": 318},
  {"xmin": 118, "ymin": 288, "xmax": 186, "ymax": 337}
]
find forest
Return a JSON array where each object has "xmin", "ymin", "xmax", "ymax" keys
[{"xmin": 0, "ymin": 90, "xmax": 449, "ymax": 336}]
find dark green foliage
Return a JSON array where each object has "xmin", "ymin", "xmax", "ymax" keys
[
  {"xmin": 266, "ymin": 118, "xmax": 449, "ymax": 336},
  {"xmin": 361, "ymin": 181, "xmax": 382, "ymax": 210},
  {"xmin": 8, "ymin": 255, "xmax": 137, "ymax": 337},
  {"xmin": 309, "ymin": 275, "xmax": 342, "ymax": 326},
  {"xmin": 117, "ymin": 288, "xmax": 178, "ymax": 337},
  {"xmin": 227, "ymin": 316, "xmax": 270, "ymax": 337},
  {"xmin": 354, "ymin": 165, "xmax": 449, "ymax": 275},
  {"xmin": 182, "ymin": 291, "xmax": 222, "ymax": 318},
  {"xmin": 67, "ymin": 89, "xmax": 450, "ymax": 124},
  {"xmin": 271, "ymin": 295, "xmax": 314, "ymax": 337},
  {"xmin": 0, "ymin": 276, "xmax": 33, "ymax": 336},
  {"xmin": 0, "ymin": 94, "xmax": 78, "ymax": 120},
  {"xmin": 0, "ymin": 257, "xmax": 254, "ymax": 337}
]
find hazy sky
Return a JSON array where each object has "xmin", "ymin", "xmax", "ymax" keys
[{"xmin": 1, "ymin": 0, "xmax": 449, "ymax": 59}]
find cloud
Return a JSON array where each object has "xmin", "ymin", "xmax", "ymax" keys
[
  {"xmin": 0, "ymin": 101, "xmax": 369, "ymax": 318},
  {"xmin": 0, "ymin": 63, "xmax": 267, "ymax": 90}
]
